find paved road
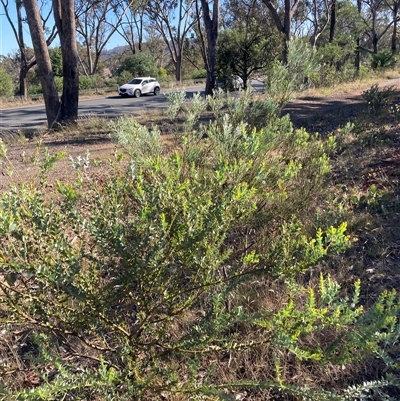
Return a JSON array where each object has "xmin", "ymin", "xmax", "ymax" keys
[
  {"xmin": 0, "ymin": 81, "xmax": 265, "ymax": 132},
  {"xmin": 0, "ymin": 84, "xmax": 205, "ymax": 131}
]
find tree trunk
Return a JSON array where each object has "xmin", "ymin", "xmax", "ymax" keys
[
  {"xmin": 53, "ymin": 0, "xmax": 79, "ymax": 123},
  {"xmin": 262, "ymin": 0, "xmax": 301, "ymax": 63},
  {"xmin": 355, "ymin": 38, "xmax": 361, "ymax": 71},
  {"xmin": 283, "ymin": 0, "xmax": 291, "ymax": 63},
  {"xmin": 17, "ymin": 1, "xmax": 27, "ymax": 99},
  {"xmin": 329, "ymin": 0, "xmax": 336, "ymax": 42},
  {"xmin": 200, "ymin": 0, "xmax": 219, "ymax": 95},
  {"xmin": 24, "ymin": 0, "xmax": 60, "ymax": 128},
  {"xmin": 19, "ymin": 65, "xmax": 28, "ymax": 99},
  {"xmin": 355, "ymin": 0, "xmax": 361, "ymax": 72},
  {"xmin": 392, "ymin": 2, "xmax": 398, "ymax": 51},
  {"xmin": 175, "ymin": 54, "xmax": 182, "ymax": 83},
  {"xmin": 3, "ymin": 0, "xmax": 34, "ymax": 99},
  {"xmin": 373, "ymin": 33, "xmax": 378, "ymax": 54}
]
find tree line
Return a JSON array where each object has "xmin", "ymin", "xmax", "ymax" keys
[{"xmin": 0, "ymin": 0, "xmax": 398, "ymax": 127}]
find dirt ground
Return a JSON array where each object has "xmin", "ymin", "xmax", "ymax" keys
[
  {"xmin": 1, "ymin": 76, "xmax": 400, "ymax": 191},
  {"xmin": 284, "ymin": 75, "xmax": 400, "ymax": 131}
]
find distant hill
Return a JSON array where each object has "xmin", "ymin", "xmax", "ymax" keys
[{"xmin": 102, "ymin": 45, "xmax": 130, "ymax": 59}]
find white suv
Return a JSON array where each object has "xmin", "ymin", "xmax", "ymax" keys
[{"xmin": 118, "ymin": 77, "xmax": 161, "ymax": 98}]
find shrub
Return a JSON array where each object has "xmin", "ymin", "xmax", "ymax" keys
[
  {"xmin": 264, "ymin": 37, "xmax": 319, "ymax": 109},
  {"xmin": 79, "ymin": 74, "xmax": 94, "ymax": 90},
  {"xmin": 28, "ymin": 84, "xmax": 43, "ymax": 95},
  {"xmin": 54, "ymin": 76, "xmax": 63, "ymax": 92},
  {"xmin": 0, "ymin": 67, "xmax": 14, "ymax": 97},
  {"xmin": 157, "ymin": 67, "xmax": 168, "ymax": 81},
  {"xmin": 0, "ymin": 80, "xmax": 400, "ymax": 401},
  {"xmin": 191, "ymin": 69, "xmax": 207, "ymax": 80},
  {"xmin": 116, "ymin": 52, "xmax": 158, "ymax": 78},
  {"xmin": 362, "ymin": 83, "xmax": 396, "ymax": 113},
  {"xmin": 371, "ymin": 49, "xmax": 397, "ymax": 69},
  {"xmin": 104, "ymin": 77, "xmax": 119, "ymax": 87},
  {"xmin": 117, "ymin": 70, "xmax": 133, "ymax": 85}
]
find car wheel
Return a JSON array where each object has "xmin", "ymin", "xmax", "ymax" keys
[
  {"xmin": 154, "ymin": 86, "xmax": 160, "ymax": 96},
  {"xmin": 134, "ymin": 89, "xmax": 141, "ymax": 98}
]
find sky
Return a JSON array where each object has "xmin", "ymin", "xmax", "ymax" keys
[
  {"xmin": 0, "ymin": 3, "xmax": 125, "ymax": 58},
  {"xmin": 0, "ymin": 4, "xmax": 20, "ymax": 56}
]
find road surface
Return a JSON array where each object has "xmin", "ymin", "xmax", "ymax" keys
[
  {"xmin": 0, "ymin": 84, "xmax": 205, "ymax": 131},
  {"xmin": 0, "ymin": 81, "xmax": 266, "ymax": 132}
]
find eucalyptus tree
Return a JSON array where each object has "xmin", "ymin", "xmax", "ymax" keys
[
  {"xmin": 0, "ymin": 0, "xmax": 56, "ymax": 98},
  {"xmin": 144, "ymin": 0, "xmax": 198, "ymax": 82},
  {"xmin": 75, "ymin": 0, "xmax": 135, "ymax": 76},
  {"xmin": 218, "ymin": 0, "xmax": 281, "ymax": 86},
  {"xmin": 115, "ymin": 0, "xmax": 146, "ymax": 54},
  {"xmin": 314, "ymin": 0, "xmax": 364, "ymax": 72},
  {"xmin": 197, "ymin": 0, "xmax": 219, "ymax": 95},
  {"xmin": 23, "ymin": 0, "xmax": 60, "ymax": 126},
  {"xmin": 52, "ymin": 0, "xmax": 79, "ymax": 123},
  {"xmin": 304, "ymin": 0, "xmax": 333, "ymax": 47},
  {"xmin": 260, "ymin": 0, "xmax": 303, "ymax": 62},
  {"xmin": 329, "ymin": 0, "xmax": 337, "ymax": 41},
  {"xmin": 23, "ymin": 0, "xmax": 79, "ymax": 127},
  {"xmin": 356, "ymin": 0, "xmax": 363, "ymax": 70},
  {"xmin": 360, "ymin": 0, "xmax": 391, "ymax": 53},
  {"xmin": 385, "ymin": 0, "xmax": 400, "ymax": 51},
  {"xmin": 142, "ymin": 28, "xmax": 170, "ymax": 68}
]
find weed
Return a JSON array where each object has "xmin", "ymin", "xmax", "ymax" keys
[{"xmin": 362, "ymin": 84, "xmax": 396, "ymax": 114}]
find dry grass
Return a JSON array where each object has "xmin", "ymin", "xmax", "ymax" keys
[{"xmin": 301, "ymin": 69, "xmax": 400, "ymax": 98}]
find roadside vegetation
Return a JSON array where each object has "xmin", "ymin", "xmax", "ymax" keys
[{"xmin": 1, "ymin": 38, "xmax": 400, "ymax": 400}]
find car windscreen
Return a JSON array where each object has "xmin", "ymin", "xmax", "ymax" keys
[{"xmin": 128, "ymin": 79, "xmax": 142, "ymax": 85}]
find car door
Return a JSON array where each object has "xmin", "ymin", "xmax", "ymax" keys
[{"xmin": 141, "ymin": 79, "xmax": 151, "ymax": 94}]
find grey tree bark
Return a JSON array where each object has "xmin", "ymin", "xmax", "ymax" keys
[
  {"xmin": 23, "ymin": 0, "xmax": 60, "ymax": 127},
  {"xmin": 53, "ymin": 0, "xmax": 79, "ymax": 122},
  {"xmin": 200, "ymin": 0, "xmax": 219, "ymax": 95},
  {"xmin": 261, "ymin": 0, "xmax": 301, "ymax": 63},
  {"xmin": 391, "ymin": 0, "xmax": 399, "ymax": 51},
  {"xmin": 329, "ymin": 0, "xmax": 336, "ymax": 42}
]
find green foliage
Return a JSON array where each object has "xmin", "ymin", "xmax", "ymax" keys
[
  {"xmin": 217, "ymin": 21, "xmax": 277, "ymax": 86},
  {"xmin": 191, "ymin": 69, "xmax": 207, "ymax": 80},
  {"xmin": 79, "ymin": 74, "xmax": 94, "ymax": 90},
  {"xmin": 315, "ymin": 43, "xmax": 359, "ymax": 87},
  {"xmin": 117, "ymin": 70, "xmax": 132, "ymax": 85},
  {"xmin": 371, "ymin": 49, "xmax": 397, "ymax": 70},
  {"xmin": 28, "ymin": 84, "xmax": 43, "ymax": 95},
  {"xmin": 0, "ymin": 67, "xmax": 14, "ymax": 97},
  {"xmin": 165, "ymin": 89, "xmax": 187, "ymax": 121},
  {"xmin": 157, "ymin": 67, "xmax": 168, "ymax": 81},
  {"xmin": 362, "ymin": 84, "xmax": 396, "ymax": 113},
  {"xmin": 108, "ymin": 117, "xmax": 163, "ymax": 164},
  {"xmin": 103, "ymin": 77, "xmax": 119, "ymax": 87},
  {"xmin": 54, "ymin": 76, "xmax": 63, "ymax": 92},
  {"xmin": 0, "ymin": 86, "xmax": 399, "ymax": 400},
  {"xmin": 316, "ymin": 0, "xmax": 364, "ymax": 48},
  {"xmin": 116, "ymin": 52, "xmax": 158, "ymax": 78},
  {"xmin": 264, "ymin": 37, "xmax": 319, "ymax": 111},
  {"xmin": 350, "ymin": 183, "xmax": 392, "ymax": 214},
  {"xmin": 50, "ymin": 47, "xmax": 63, "ymax": 77}
]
